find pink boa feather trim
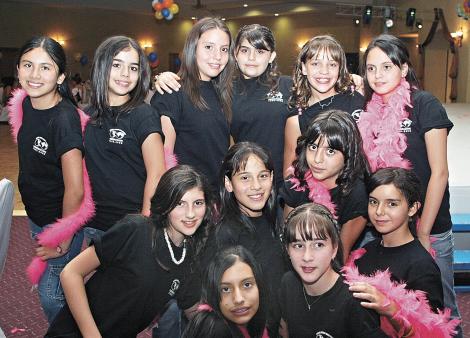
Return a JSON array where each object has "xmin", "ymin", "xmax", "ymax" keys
[
  {"xmin": 287, "ymin": 166, "xmax": 337, "ymax": 218},
  {"xmin": 343, "ymin": 249, "xmax": 459, "ymax": 337},
  {"xmin": 8, "ymin": 89, "xmax": 96, "ymax": 285},
  {"xmin": 358, "ymin": 78, "xmax": 412, "ymax": 172}
]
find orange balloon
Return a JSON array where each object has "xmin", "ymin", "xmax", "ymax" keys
[
  {"xmin": 163, "ymin": 0, "xmax": 174, "ymax": 8},
  {"xmin": 153, "ymin": 3, "xmax": 163, "ymax": 11}
]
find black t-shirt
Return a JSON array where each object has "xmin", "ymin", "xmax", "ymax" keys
[
  {"xmin": 17, "ymin": 97, "xmax": 83, "ymax": 226},
  {"xmin": 356, "ymin": 238, "xmax": 444, "ymax": 312},
  {"xmin": 280, "ymin": 272, "xmax": 386, "ymax": 338},
  {"xmin": 280, "ymin": 177, "xmax": 368, "ymax": 227},
  {"xmin": 46, "ymin": 215, "xmax": 194, "ymax": 338},
  {"xmin": 291, "ymin": 90, "xmax": 365, "ymax": 134},
  {"xmin": 151, "ymin": 81, "xmax": 230, "ymax": 188},
  {"xmin": 231, "ymin": 75, "xmax": 292, "ymax": 189},
  {"xmin": 404, "ymin": 91, "xmax": 453, "ymax": 234},
  {"xmin": 84, "ymin": 103, "xmax": 163, "ymax": 231}
]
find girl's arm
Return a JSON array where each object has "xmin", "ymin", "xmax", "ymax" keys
[
  {"xmin": 60, "ymin": 246, "xmax": 102, "ymax": 338},
  {"xmin": 161, "ymin": 116, "xmax": 176, "ymax": 153},
  {"xmin": 36, "ymin": 148, "xmax": 84, "ymax": 260},
  {"xmin": 417, "ymin": 128, "xmax": 449, "ymax": 250},
  {"xmin": 283, "ymin": 116, "xmax": 301, "ymax": 177},
  {"xmin": 141, "ymin": 133, "xmax": 166, "ymax": 216},
  {"xmin": 279, "ymin": 318, "xmax": 289, "ymax": 338},
  {"xmin": 340, "ymin": 216, "xmax": 367, "ymax": 262}
]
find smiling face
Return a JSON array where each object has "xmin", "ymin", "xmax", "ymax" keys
[
  {"xmin": 225, "ymin": 154, "xmax": 273, "ymax": 217},
  {"xmin": 366, "ymin": 47, "xmax": 408, "ymax": 103},
  {"xmin": 166, "ymin": 187, "xmax": 206, "ymax": 246},
  {"xmin": 17, "ymin": 47, "xmax": 64, "ymax": 108},
  {"xmin": 219, "ymin": 259, "xmax": 260, "ymax": 326},
  {"xmin": 287, "ymin": 225, "xmax": 338, "ymax": 295},
  {"xmin": 235, "ymin": 38, "xmax": 276, "ymax": 79},
  {"xmin": 302, "ymin": 49, "xmax": 339, "ymax": 102},
  {"xmin": 305, "ymin": 137, "xmax": 345, "ymax": 189},
  {"xmin": 368, "ymin": 183, "xmax": 418, "ymax": 242},
  {"xmin": 107, "ymin": 47, "xmax": 140, "ymax": 106},
  {"xmin": 196, "ymin": 28, "xmax": 230, "ymax": 81}
]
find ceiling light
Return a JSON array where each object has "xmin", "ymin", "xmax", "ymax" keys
[
  {"xmin": 406, "ymin": 8, "xmax": 416, "ymax": 27},
  {"xmin": 416, "ymin": 19, "xmax": 423, "ymax": 29},
  {"xmin": 354, "ymin": 18, "xmax": 360, "ymax": 25},
  {"xmin": 363, "ymin": 6, "xmax": 372, "ymax": 25},
  {"xmin": 243, "ymin": 3, "xmax": 248, "ymax": 7},
  {"xmin": 221, "ymin": 17, "xmax": 226, "ymax": 21},
  {"xmin": 274, "ymin": 13, "xmax": 279, "ymax": 17},
  {"xmin": 385, "ymin": 18, "xmax": 394, "ymax": 28}
]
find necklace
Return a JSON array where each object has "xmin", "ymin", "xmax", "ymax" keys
[
  {"xmin": 164, "ymin": 228, "xmax": 187, "ymax": 265},
  {"xmin": 318, "ymin": 95, "xmax": 335, "ymax": 109},
  {"xmin": 302, "ymin": 286, "xmax": 323, "ymax": 311}
]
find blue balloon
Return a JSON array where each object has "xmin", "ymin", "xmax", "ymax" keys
[
  {"xmin": 174, "ymin": 57, "xmax": 181, "ymax": 67},
  {"xmin": 148, "ymin": 52, "xmax": 158, "ymax": 63},
  {"xmin": 79, "ymin": 55, "xmax": 88, "ymax": 66},
  {"xmin": 165, "ymin": 12, "xmax": 174, "ymax": 20},
  {"xmin": 162, "ymin": 8, "xmax": 170, "ymax": 17}
]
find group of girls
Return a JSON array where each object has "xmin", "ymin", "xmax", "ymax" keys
[{"xmin": 9, "ymin": 13, "xmax": 461, "ymax": 337}]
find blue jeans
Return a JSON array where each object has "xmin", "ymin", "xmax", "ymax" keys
[
  {"xmin": 83, "ymin": 226, "xmax": 105, "ymax": 246},
  {"xmin": 431, "ymin": 229, "xmax": 463, "ymax": 338},
  {"xmin": 152, "ymin": 299, "xmax": 185, "ymax": 338},
  {"xmin": 29, "ymin": 219, "xmax": 84, "ymax": 324}
]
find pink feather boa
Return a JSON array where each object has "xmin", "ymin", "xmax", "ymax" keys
[
  {"xmin": 357, "ymin": 78, "xmax": 412, "ymax": 172},
  {"xmin": 287, "ymin": 166, "xmax": 337, "ymax": 218},
  {"xmin": 343, "ymin": 248, "xmax": 459, "ymax": 337},
  {"xmin": 8, "ymin": 89, "xmax": 96, "ymax": 285}
]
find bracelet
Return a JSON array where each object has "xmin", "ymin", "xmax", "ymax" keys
[{"xmin": 56, "ymin": 245, "xmax": 69, "ymax": 254}]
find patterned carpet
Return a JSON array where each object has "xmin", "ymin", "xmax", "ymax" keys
[{"xmin": 0, "ymin": 217, "xmax": 468, "ymax": 337}]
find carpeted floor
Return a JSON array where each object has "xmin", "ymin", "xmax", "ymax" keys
[{"xmin": 0, "ymin": 217, "xmax": 468, "ymax": 337}]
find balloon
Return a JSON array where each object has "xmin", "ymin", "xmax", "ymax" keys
[
  {"xmin": 155, "ymin": 10, "xmax": 163, "ymax": 20},
  {"xmin": 148, "ymin": 52, "xmax": 158, "ymax": 63},
  {"xmin": 165, "ymin": 12, "xmax": 174, "ymax": 20},
  {"xmin": 163, "ymin": 0, "xmax": 174, "ymax": 7},
  {"xmin": 162, "ymin": 8, "xmax": 170, "ymax": 17},
  {"xmin": 79, "ymin": 55, "xmax": 88, "ymax": 66},
  {"xmin": 150, "ymin": 59, "xmax": 160, "ymax": 68},
  {"xmin": 174, "ymin": 57, "xmax": 181, "ymax": 67},
  {"xmin": 153, "ymin": 3, "xmax": 163, "ymax": 11},
  {"xmin": 170, "ymin": 3, "xmax": 179, "ymax": 14},
  {"xmin": 152, "ymin": 0, "xmax": 159, "ymax": 6}
]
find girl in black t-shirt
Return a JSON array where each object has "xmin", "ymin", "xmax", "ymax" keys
[
  {"xmin": 183, "ymin": 246, "xmax": 269, "ymax": 338},
  {"xmin": 46, "ymin": 165, "xmax": 216, "ymax": 337},
  {"xmin": 11, "ymin": 36, "xmax": 90, "ymax": 323},
  {"xmin": 281, "ymin": 109, "xmax": 371, "ymax": 260},
  {"xmin": 85, "ymin": 36, "xmax": 165, "ymax": 234},
  {"xmin": 358, "ymin": 34, "xmax": 461, "ymax": 336},
  {"xmin": 346, "ymin": 168, "xmax": 458, "ymax": 337},
  {"xmin": 280, "ymin": 203, "xmax": 385, "ymax": 338},
  {"xmin": 284, "ymin": 35, "xmax": 364, "ymax": 175}
]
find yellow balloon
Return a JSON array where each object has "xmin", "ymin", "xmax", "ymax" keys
[
  {"xmin": 170, "ymin": 3, "xmax": 179, "ymax": 14},
  {"xmin": 155, "ymin": 10, "xmax": 163, "ymax": 20}
]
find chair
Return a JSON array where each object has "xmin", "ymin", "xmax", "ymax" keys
[{"xmin": 0, "ymin": 178, "xmax": 14, "ymax": 277}]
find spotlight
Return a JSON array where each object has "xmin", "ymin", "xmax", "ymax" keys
[
  {"xmin": 384, "ymin": 7, "xmax": 393, "ymax": 29},
  {"xmin": 416, "ymin": 19, "xmax": 423, "ymax": 29},
  {"xmin": 354, "ymin": 18, "xmax": 360, "ymax": 25},
  {"xmin": 385, "ymin": 18, "xmax": 394, "ymax": 28},
  {"xmin": 363, "ymin": 6, "xmax": 372, "ymax": 25},
  {"xmin": 406, "ymin": 8, "xmax": 416, "ymax": 27}
]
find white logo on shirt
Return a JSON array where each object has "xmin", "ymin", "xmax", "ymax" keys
[
  {"xmin": 351, "ymin": 109, "xmax": 363, "ymax": 122},
  {"xmin": 267, "ymin": 91, "xmax": 284, "ymax": 103},
  {"xmin": 316, "ymin": 331, "xmax": 333, "ymax": 338},
  {"xmin": 109, "ymin": 129, "xmax": 126, "ymax": 144},
  {"xmin": 399, "ymin": 118, "xmax": 412, "ymax": 133},
  {"xmin": 168, "ymin": 279, "xmax": 180, "ymax": 296},
  {"xmin": 33, "ymin": 136, "xmax": 48, "ymax": 155}
]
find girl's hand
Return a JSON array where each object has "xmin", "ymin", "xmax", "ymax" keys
[
  {"xmin": 349, "ymin": 282, "xmax": 398, "ymax": 318},
  {"xmin": 351, "ymin": 74, "xmax": 364, "ymax": 95},
  {"xmin": 418, "ymin": 234, "xmax": 431, "ymax": 251},
  {"xmin": 36, "ymin": 238, "xmax": 73, "ymax": 260},
  {"xmin": 154, "ymin": 72, "xmax": 181, "ymax": 94}
]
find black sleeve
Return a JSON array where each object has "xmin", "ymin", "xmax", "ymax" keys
[
  {"xmin": 337, "ymin": 180, "xmax": 368, "ymax": 225},
  {"xmin": 406, "ymin": 258, "xmax": 444, "ymax": 312},
  {"xmin": 150, "ymin": 90, "xmax": 183, "ymax": 129},
  {"xmin": 413, "ymin": 91, "xmax": 453, "ymax": 135},
  {"xmin": 279, "ymin": 272, "xmax": 297, "ymax": 321},
  {"xmin": 349, "ymin": 90, "xmax": 365, "ymax": 113},
  {"xmin": 93, "ymin": 215, "xmax": 142, "ymax": 268},
  {"xmin": 132, "ymin": 104, "xmax": 165, "ymax": 145},
  {"xmin": 347, "ymin": 297, "xmax": 388, "ymax": 338},
  {"xmin": 279, "ymin": 177, "xmax": 309, "ymax": 208},
  {"xmin": 52, "ymin": 106, "xmax": 83, "ymax": 158}
]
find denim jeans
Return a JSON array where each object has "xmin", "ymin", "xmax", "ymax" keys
[
  {"xmin": 83, "ymin": 226, "xmax": 105, "ymax": 246},
  {"xmin": 152, "ymin": 299, "xmax": 185, "ymax": 338},
  {"xmin": 431, "ymin": 229, "xmax": 463, "ymax": 338},
  {"xmin": 29, "ymin": 219, "xmax": 84, "ymax": 324}
]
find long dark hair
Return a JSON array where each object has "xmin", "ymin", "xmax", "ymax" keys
[
  {"xmin": 178, "ymin": 17, "xmax": 235, "ymax": 121},
  {"xmin": 17, "ymin": 36, "xmax": 76, "ymax": 106},
  {"xmin": 90, "ymin": 35, "xmax": 150, "ymax": 123},
  {"xmin": 284, "ymin": 203, "xmax": 343, "ymax": 272},
  {"xmin": 289, "ymin": 35, "xmax": 352, "ymax": 110},
  {"xmin": 150, "ymin": 165, "xmax": 215, "ymax": 269},
  {"xmin": 367, "ymin": 167, "xmax": 422, "ymax": 231},
  {"xmin": 235, "ymin": 24, "xmax": 280, "ymax": 93},
  {"xmin": 293, "ymin": 109, "xmax": 370, "ymax": 196},
  {"xmin": 200, "ymin": 246, "xmax": 267, "ymax": 338},
  {"xmin": 362, "ymin": 34, "xmax": 420, "ymax": 104},
  {"xmin": 218, "ymin": 142, "xmax": 277, "ymax": 237}
]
